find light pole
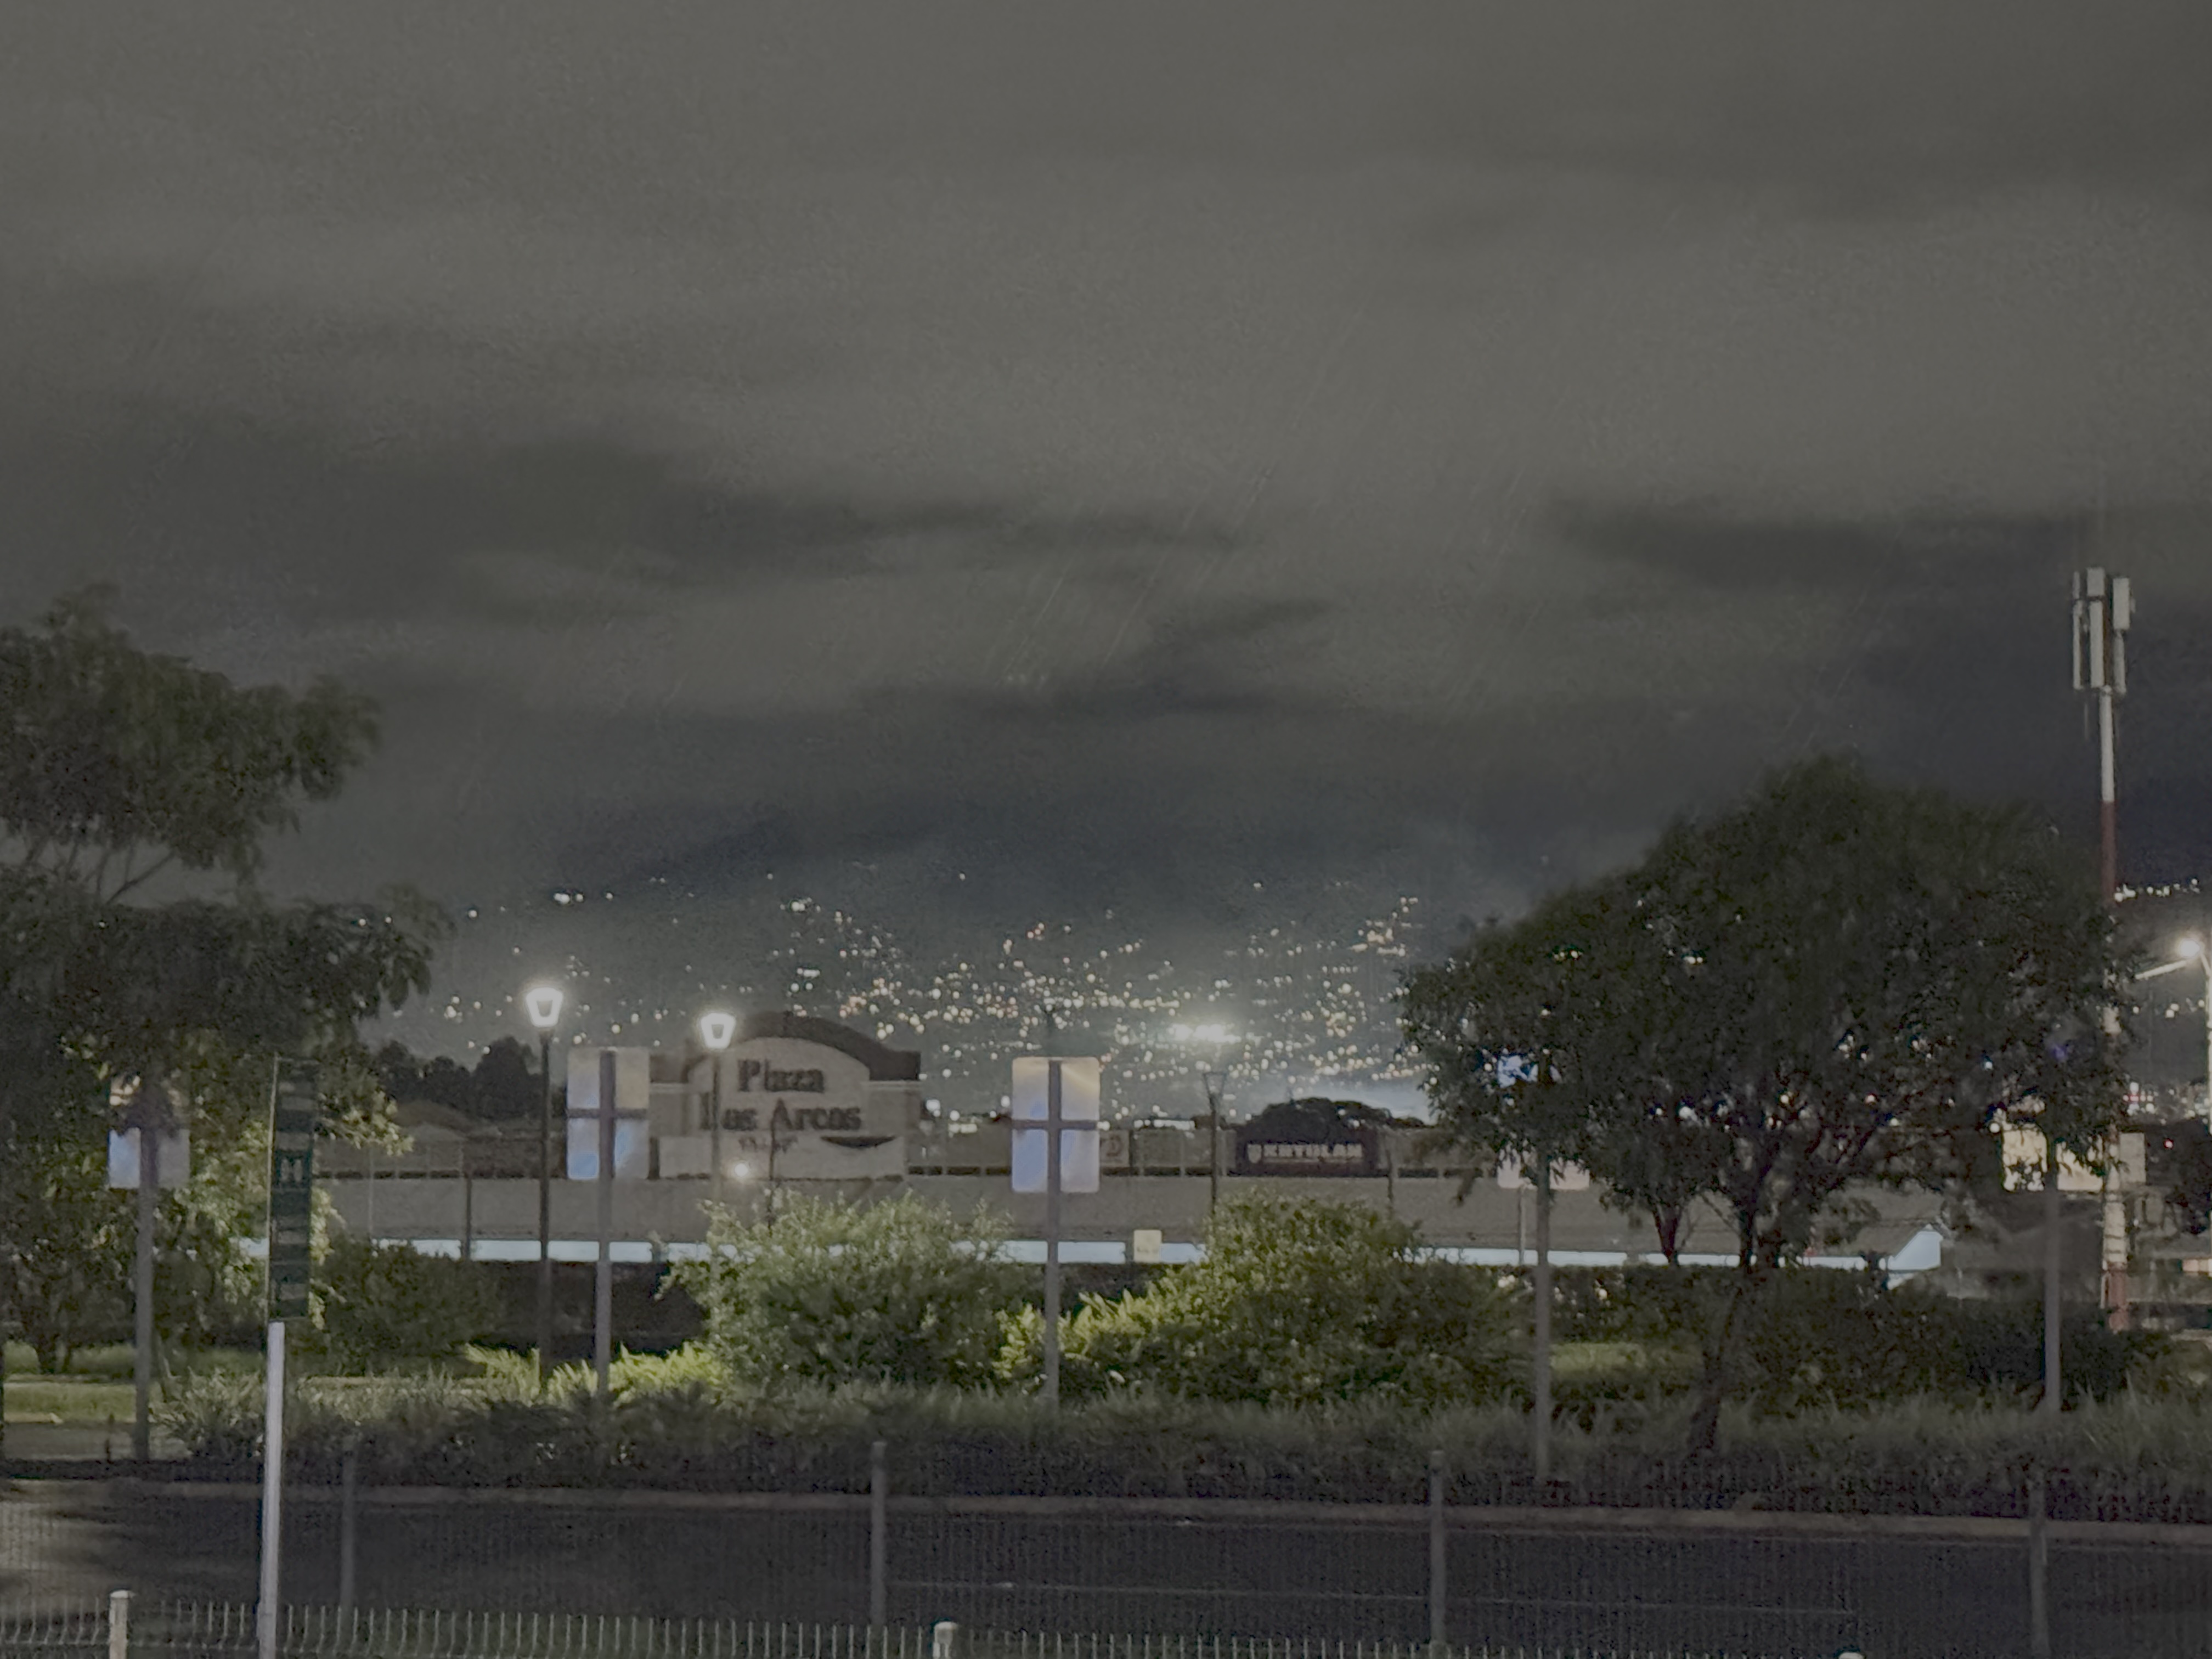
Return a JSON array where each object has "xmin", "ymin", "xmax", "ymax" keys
[
  {"xmin": 524, "ymin": 984, "xmax": 564, "ymax": 1385},
  {"xmin": 2138, "ymin": 939, "xmax": 2212, "ymax": 1126},
  {"xmin": 698, "ymin": 1011, "xmax": 737, "ymax": 1217},
  {"xmin": 1173, "ymin": 1022, "xmax": 1235, "ymax": 1213}
]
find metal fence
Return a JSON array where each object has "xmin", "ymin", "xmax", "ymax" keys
[
  {"xmin": 0, "ymin": 1600, "xmax": 1793, "ymax": 1659},
  {"xmin": 8, "ymin": 1479, "xmax": 2212, "ymax": 1658}
]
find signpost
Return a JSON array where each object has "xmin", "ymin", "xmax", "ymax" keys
[
  {"xmin": 1012, "ymin": 1052, "xmax": 1100, "ymax": 1406},
  {"xmin": 565, "ymin": 1047, "xmax": 650, "ymax": 1397},
  {"xmin": 259, "ymin": 1061, "xmax": 319, "ymax": 1659},
  {"xmin": 108, "ymin": 1076, "xmax": 188, "ymax": 1464}
]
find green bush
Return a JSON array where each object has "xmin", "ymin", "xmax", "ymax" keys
[
  {"xmin": 308, "ymin": 1236, "xmax": 503, "ymax": 1372},
  {"xmin": 670, "ymin": 1193, "xmax": 1028, "ymax": 1389},
  {"xmin": 155, "ymin": 1351, "xmax": 2212, "ymax": 1520},
  {"xmin": 1537, "ymin": 1267, "xmax": 2165, "ymax": 1413},
  {"xmin": 1547, "ymin": 1266, "xmax": 1730, "ymax": 1344},
  {"xmin": 1011, "ymin": 1195, "xmax": 1521, "ymax": 1409}
]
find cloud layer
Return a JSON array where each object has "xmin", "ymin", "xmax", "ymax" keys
[{"xmin": 5, "ymin": 1, "xmax": 2211, "ymax": 970}]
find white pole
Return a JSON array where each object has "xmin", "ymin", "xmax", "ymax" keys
[
  {"xmin": 595, "ymin": 1049, "xmax": 616, "ymax": 1397},
  {"xmin": 2202, "ymin": 953, "xmax": 2211, "ymax": 1130},
  {"xmin": 1042, "ymin": 1058, "xmax": 1064, "ymax": 1406},
  {"xmin": 256, "ymin": 1317, "xmax": 286, "ymax": 1659},
  {"xmin": 2042, "ymin": 1134, "xmax": 2062, "ymax": 1417},
  {"xmin": 107, "ymin": 1589, "xmax": 131, "ymax": 1659}
]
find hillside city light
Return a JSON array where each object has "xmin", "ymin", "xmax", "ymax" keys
[
  {"xmin": 524, "ymin": 983, "xmax": 564, "ymax": 1384},
  {"xmin": 699, "ymin": 1011, "xmax": 737, "ymax": 1210}
]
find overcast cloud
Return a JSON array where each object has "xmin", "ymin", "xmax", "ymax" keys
[{"xmin": 7, "ymin": 3, "xmax": 2212, "ymax": 1047}]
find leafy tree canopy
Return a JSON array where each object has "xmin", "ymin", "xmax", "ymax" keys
[
  {"xmin": 0, "ymin": 588, "xmax": 445, "ymax": 1127},
  {"xmin": 373, "ymin": 1037, "xmax": 545, "ymax": 1121},
  {"xmin": 1403, "ymin": 756, "xmax": 2132, "ymax": 1444}
]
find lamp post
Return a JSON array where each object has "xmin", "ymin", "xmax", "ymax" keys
[
  {"xmin": 1173, "ymin": 1022, "xmax": 1236, "ymax": 1213},
  {"xmin": 524, "ymin": 984, "xmax": 564, "ymax": 1386},
  {"xmin": 698, "ymin": 1011, "xmax": 737, "ymax": 1217}
]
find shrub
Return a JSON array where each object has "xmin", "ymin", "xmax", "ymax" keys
[
  {"xmin": 309, "ymin": 1236, "xmax": 503, "ymax": 1372},
  {"xmin": 670, "ymin": 1193, "xmax": 1028, "ymax": 1389},
  {"xmin": 156, "ymin": 1362, "xmax": 2212, "ymax": 1521},
  {"xmin": 1011, "ymin": 1195, "xmax": 1520, "ymax": 1409}
]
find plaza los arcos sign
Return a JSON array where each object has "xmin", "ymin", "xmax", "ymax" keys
[{"xmin": 701, "ymin": 1058, "xmax": 869, "ymax": 1136}]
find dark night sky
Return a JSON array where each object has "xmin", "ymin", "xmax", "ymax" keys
[{"xmin": 7, "ymin": 5, "xmax": 2212, "ymax": 1065}]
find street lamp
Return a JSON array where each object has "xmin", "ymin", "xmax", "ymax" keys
[
  {"xmin": 524, "ymin": 983, "xmax": 564, "ymax": 1385},
  {"xmin": 698, "ymin": 1011, "xmax": 737, "ymax": 1216},
  {"xmin": 1173, "ymin": 1022, "xmax": 1236, "ymax": 1211},
  {"xmin": 2138, "ymin": 938, "xmax": 2212, "ymax": 1127}
]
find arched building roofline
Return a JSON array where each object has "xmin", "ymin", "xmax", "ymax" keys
[{"xmin": 739, "ymin": 1009, "xmax": 922, "ymax": 1082}]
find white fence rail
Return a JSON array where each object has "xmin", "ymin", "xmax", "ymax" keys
[{"xmin": 0, "ymin": 1600, "xmax": 1795, "ymax": 1659}]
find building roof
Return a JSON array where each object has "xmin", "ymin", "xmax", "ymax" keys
[
  {"xmin": 391, "ymin": 1098, "xmax": 486, "ymax": 1139},
  {"xmin": 740, "ymin": 1010, "xmax": 923, "ymax": 1082}
]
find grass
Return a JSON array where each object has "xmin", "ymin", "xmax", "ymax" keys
[
  {"xmin": 3, "ymin": 1342, "xmax": 266, "ymax": 1426},
  {"xmin": 2, "ymin": 1378, "xmax": 139, "ymax": 1425}
]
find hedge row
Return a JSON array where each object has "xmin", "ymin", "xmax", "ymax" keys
[{"xmin": 159, "ymin": 1347, "xmax": 2212, "ymax": 1522}]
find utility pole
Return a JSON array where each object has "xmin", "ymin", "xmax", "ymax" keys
[
  {"xmin": 594, "ymin": 1047, "xmax": 617, "ymax": 1397},
  {"xmin": 2073, "ymin": 564, "xmax": 2134, "ymax": 1332},
  {"xmin": 525, "ymin": 985, "xmax": 563, "ymax": 1386},
  {"xmin": 537, "ymin": 1028, "xmax": 554, "ymax": 1380},
  {"xmin": 1041, "ymin": 1006, "xmax": 1063, "ymax": 1407}
]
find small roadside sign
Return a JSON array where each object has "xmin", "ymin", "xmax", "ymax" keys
[{"xmin": 267, "ymin": 1061, "xmax": 320, "ymax": 1322}]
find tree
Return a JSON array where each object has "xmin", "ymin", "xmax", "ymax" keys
[
  {"xmin": 310, "ymin": 1237, "xmax": 503, "ymax": 1372},
  {"xmin": 0, "ymin": 587, "xmax": 443, "ymax": 1129},
  {"xmin": 1036, "ymin": 1195, "xmax": 1520, "ymax": 1409},
  {"xmin": 471, "ymin": 1037, "xmax": 541, "ymax": 1121},
  {"xmin": 0, "ymin": 1097, "xmax": 130, "ymax": 1372},
  {"xmin": 151, "ymin": 1034, "xmax": 405, "ymax": 1358},
  {"xmin": 1402, "ymin": 884, "xmax": 1656, "ymax": 1478},
  {"xmin": 0, "ymin": 588, "xmax": 443, "ymax": 1412},
  {"xmin": 1403, "ymin": 758, "xmax": 2130, "ymax": 1451},
  {"xmin": 673, "ymin": 1193, "xmax": 1028, "ymax": 1389},
  {"xmin": 1624, "ymin": 760, "xmax": 2128, "ymax": 1446}
]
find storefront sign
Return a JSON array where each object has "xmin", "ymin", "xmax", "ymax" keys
[{"xmin": 1234, "ymin": 1123, "xmax": 1378, "ymax": 1177}]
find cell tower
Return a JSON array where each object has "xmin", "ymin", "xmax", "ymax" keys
[
  {"xmin": 2072, "ymin": 562, "xmax": 2136, "ymax": 1333},
  {"xmin": 2070, "ymin": 566, "xmax": 2132, "ymax": 903}
]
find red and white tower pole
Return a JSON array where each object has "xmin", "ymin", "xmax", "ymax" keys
[{"xmin": 2074, "ymin": 565, "xmax": 2134, "ymax": 1330}]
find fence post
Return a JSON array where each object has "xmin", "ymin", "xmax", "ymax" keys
[
  {"xmin": 932, "ymin": 1622, "xmax": 960, "ymax": 1659},
  {"xmin": 2027, "ymin": 1462, "xmax": 2051, "ymax": 1659},
  {"xmin": 1426, "ymin": 1448, "xmax": 1446, "ymax": 1657},
  {"xmin": 869, "ymin": 1439, "xmax": 889, "ymax": 1630},
  {"xmin": 338, "ymin": 1442, "xmax": 359, "ymax": 1611},
  {"xmin": 108, "ymin": 1590, "xmax": 131, "ymax": 1659}
]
